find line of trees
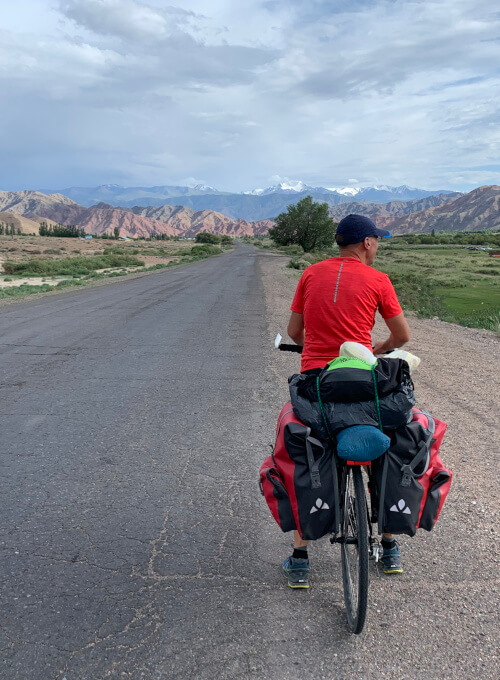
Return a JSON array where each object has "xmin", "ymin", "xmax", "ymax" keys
[
  {"xmin": 395, "ymin": 231, "xmax": 500, "ymax": 246},
  {"xmin": 0, "ymin": 223, "xmax": 22, "ymax": 236},
  {"xmin": 39, "ymin": 222, "xmax": 86, "ymax": 238}
]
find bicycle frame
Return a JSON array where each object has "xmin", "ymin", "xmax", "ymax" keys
[{"xmin": 331, "ymin": 460, "xmax": 381, "ymax": 557}]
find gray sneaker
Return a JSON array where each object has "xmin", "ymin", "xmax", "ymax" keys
[
  {"xmin": 381, "ymin": 542, "xmax": 403, "ymax": 574},
  {"xmin": 282, "ymin": 556, "xmax": 310, "ymax": 589}
]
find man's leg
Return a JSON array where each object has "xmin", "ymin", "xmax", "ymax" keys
[
  {"xmin": 381, "ymin": 532, "xmax": 403, "ymax": 574},
  {"xmin": 282, "ymin": 531, "xmax": 311, "ymax": 589},
  {"xmin": 293, "ymin": 531, "xmax": 308, "ymax": 549}
]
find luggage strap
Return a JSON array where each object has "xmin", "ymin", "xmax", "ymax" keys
[
  {"xmin": 315, "ymin": 376, "xmax": 335, "ymax": 443},
  {"xmin": 370, "ymin": 365, "xmax": 384, "ymax": 432},
  {"xmin": 400, "ymin": 441, "xmax": 429, "ymax": 487},
  {"xmin": 305, "ymin": 427, "xmax": 323, "ymax": 489},
  {"xmin": 400, "ymin": 415, "xmax": 434, "ymax": 483}
]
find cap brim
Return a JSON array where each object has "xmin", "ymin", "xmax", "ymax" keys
[{"xmin": 375, "ymin": 228, "xmax": 392, "ymax": 238}]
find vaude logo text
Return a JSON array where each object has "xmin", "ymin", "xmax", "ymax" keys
[
  {"xmin": 390, "ymin": 498, "xmax": 411, "ymax": 514},
  {"xmin": 310, "ymin": 498, "xmax": 330, "ymax": 514}
]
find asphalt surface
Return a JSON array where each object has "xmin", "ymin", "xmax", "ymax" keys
[{"xmin": 1, "ymin": 244, "xmax": 497, "ymax": 680}]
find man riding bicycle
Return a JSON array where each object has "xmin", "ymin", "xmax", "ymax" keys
[{"xmin": 283, "ymin": 214, "xmax": 411, "ymax": 588}]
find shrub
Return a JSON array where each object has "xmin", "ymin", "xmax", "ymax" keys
[
  {"xmin": 287, "ymin": 257, "xmax": 309, "ymax": 270},
  {"xmin": 195, "ymin": 232, "xmax": 221, "ymax": 244},
  {"xmin": 281, "ymin": 245, "xmax": 304, "ymax": 256},
  {"xmin": 190, "ymin": 244, "xmax": 220, "ymax": 256},
  {"xmin": 458, "ymin": 311, "xmax": 500, "ymax": 333}
]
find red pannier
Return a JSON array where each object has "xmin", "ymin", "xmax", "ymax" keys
[
  {"xmin": 259, "ymin": 402, "xmax": 339, "ymax": 540},
  {"xmin": 375, "ymin": 408, "xmax": 452, "ymax": 536}
]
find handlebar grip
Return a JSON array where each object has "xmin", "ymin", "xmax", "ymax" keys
[{"xmin": 278, "ymin": 344, "xmax": 303, "ymax": 354}]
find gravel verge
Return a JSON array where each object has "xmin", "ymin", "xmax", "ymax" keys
[{"xmin": 258, "ymin": 250, "xmax": 499, "ymax": 680}]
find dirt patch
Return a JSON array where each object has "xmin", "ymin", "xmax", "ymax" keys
[{"xmin": 0, "ymin": 276, "xmax": 71, "ymax": 287}]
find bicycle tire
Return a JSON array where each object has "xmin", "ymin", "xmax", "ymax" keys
[{"xmin": 340, "ymin": 466, "xmax": 369, "ymax": 634}]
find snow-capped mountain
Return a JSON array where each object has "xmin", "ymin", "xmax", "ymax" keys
[
  {"xmin": 242, "ymin": 181, "xmax": 455, "ymax": 204},
  {"xmin": 241, "ymin": 181, "xmax": 446, "ymax": 200},
  {"xmin": 191, "ymin": 184, "xmax": 217, "ymax": 192},
  {"xmin": 326, "ymin": 186, "xmax": 361, "ymax": 196},
  {"xmin": 244, "ymin": 181, "xmax": 316, "ymax": 195}
]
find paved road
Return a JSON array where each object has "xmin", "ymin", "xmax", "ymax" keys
[
  {"xmin": 1, "ymin": 244, "xmax": 497, "ymax": 680},
  {"xmin": 1, "ymin": 245, "xmax": 272, "ymax": 679}
]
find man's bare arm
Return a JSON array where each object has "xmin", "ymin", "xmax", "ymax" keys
[
  {"xmin": 373, "ymin": 313, "xmax": 411, "ymax": 355},
  {"xmin": 287, "ymin": 312, "xmax": 305, "ymax": 346}
]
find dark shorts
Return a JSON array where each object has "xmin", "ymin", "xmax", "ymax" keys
[{"xmin": 301, "ymin": 368, "xmax": 322, "ymax": 377}]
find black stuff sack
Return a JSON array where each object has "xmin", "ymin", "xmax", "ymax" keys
[{"xmin": 296, "ymin": 356, "xmax": 413, "ymax": 403}]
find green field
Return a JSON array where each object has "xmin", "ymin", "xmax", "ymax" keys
[{"xmin": 374, "ymin": 243, "xmax": 500, "ymax": 331}]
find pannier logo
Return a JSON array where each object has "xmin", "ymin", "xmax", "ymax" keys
[
  {"xmin": 390, "ymin": 498, "xmax": 411, "ymax": 514},
  {"xmin": 310, "ymin": 498, "xmax": 330, "ymax": 514}
]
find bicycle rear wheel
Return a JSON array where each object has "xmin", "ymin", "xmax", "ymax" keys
[{"xmin": 340, "ymin": 466, "xmax": 369, "ymax": 634}]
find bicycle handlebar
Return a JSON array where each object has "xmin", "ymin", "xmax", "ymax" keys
[
  {"xmin": 278, "ymin": 343, "xmax": 303, "ymax": 354},
  {"xmin": 274, "ymin": 332, "xmax": 303, "ymax": 354}
]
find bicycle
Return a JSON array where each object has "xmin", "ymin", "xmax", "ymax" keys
[{"xmin": 276, "ymin": 335, "xmax": 382, "ymax": 634}]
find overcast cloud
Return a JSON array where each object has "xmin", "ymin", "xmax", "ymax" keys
[{"xmin": 0, "ymin": 0, "xmax": 499, "ymax": 191}]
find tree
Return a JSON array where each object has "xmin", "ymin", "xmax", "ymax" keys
[
  {"xmin": 269, "ymin": 196, "xmax": 335, "ymax": 251},
  {"xmin": 114, "ymin": 227, "xmax": 120, "ymax": 239}
]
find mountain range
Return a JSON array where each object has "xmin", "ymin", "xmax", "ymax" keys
[
  {"xmin": 0, "ymin": 185, "xmax": 498, "ymax": 239},
  {"xmin": 0, "ymin": 192, "xmax": 273, "ymax": 239},
  {"xmin": 388, "ymin": 185, "xmax": 500, "ymax": 233},
  {"xmin": 327, "ymin": 192, "xmax": 464, "ymax": 228},
  {"xmin": 47, "ymin": 183, "xmax": 456, "ymax": 221}
]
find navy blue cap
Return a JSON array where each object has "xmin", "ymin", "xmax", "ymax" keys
[{"xmin": 336, "ymin": 214, "xmax": 392, "ymax": 245}]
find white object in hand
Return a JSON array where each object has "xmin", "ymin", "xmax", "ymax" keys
[
  {"xmin": 339, "ymin": 341, "xmax": 377, "ymax": 365},
  {"xmin": 274, "ymin": 333, "xmax": 282, "ymax": 348},
  {"xmin": 384, "ymin": 349, "xmax": 421, "ymax": 371}
]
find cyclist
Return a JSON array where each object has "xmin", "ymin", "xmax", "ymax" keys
[{"xmin": 282, "ymin": 213, "xmax": 411, "ymax": 588}]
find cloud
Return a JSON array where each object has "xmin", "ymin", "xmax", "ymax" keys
[
  {"xmin": 58, "ymin": 0, "xmax": 191, "ymax": 40},
  {"xmin": 0, "ymin": 0, "xmax": 498, "ymax": 192}
]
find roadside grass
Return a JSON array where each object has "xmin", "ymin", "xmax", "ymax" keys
[
  {"xmin": 2, "ymin": 253, "xmax": 145, "ymax": 276},
  {"xmin": 0, "ymin": 243, "xmax": 227, "ymax": 302},
  {"xmin": 0, "ymin": 280, "xmax": 87, "ymax": 299}
]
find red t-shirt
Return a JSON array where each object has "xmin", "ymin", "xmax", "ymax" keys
[{"xmin": 290, "ymin": 257, "xmax": 403, "ymax": 371}]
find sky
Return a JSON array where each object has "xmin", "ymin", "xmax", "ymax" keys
[{"xmin": 1, "ymin": 0, "xmax": 499, "ymax": 192}]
